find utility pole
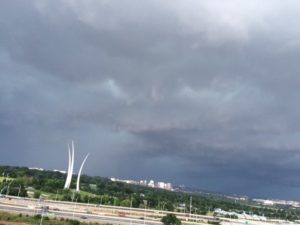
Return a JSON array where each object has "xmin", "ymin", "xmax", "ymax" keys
[
  {"xmin": 87, "ymin": 194, "xmax": 90, "ymax": 208},
  {"xmin": 113, "ymin": 197, "xmax": 116, "ymax": 214},
  {"xmin": 6, "ymin": 183, "xmax": 11, "ymax": 197},
  {"xmin": 100, "ymin": 195, "xmax": 103, "ymax": 205},
  {"xmin": 143, "ymin": 200, "xmax": 147, "ymax": 225},
  {"xmin": 39, "ymin": 208, "xmax": 44, "ymax": 225},
  {"xmin": 72, "ymin": 198, "xmax": 78, "ymax": 219},
  {"xmin": 130, "ymin": 197, "xmax": 133, "ymax": 225},
  {"xmin": 55, "ymin": 189, "xmax": 59, "ymax": 201},
  {"xmin": 190, "ymin": 196, "xmax": 192, "ymax": 219},
  {"xmin": 17, "ymin": 185, "xmax": 21, "ymax": 197}
]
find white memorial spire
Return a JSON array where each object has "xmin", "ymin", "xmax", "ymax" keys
[{"xmin": 76, "ymin": 153, "xmax": 90, "ymax": 192}]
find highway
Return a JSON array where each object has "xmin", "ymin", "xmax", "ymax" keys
[
  {"xmin": 0, "ymin": 195, "xmax": 171, "ymax": 225},
  {"xmin": 0, "ymin": 195, "xmax": 285, "ymax": 225},
  {"xmin": 0, "ymin": 195, "xmax": 212, "ymax": 224}
]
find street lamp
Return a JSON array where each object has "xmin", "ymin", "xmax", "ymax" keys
[
  {"xmin": 143, "ymin": 200, "xmax": 147, "ymax": 225},
  {"xmin": 55, "ymin": 189, "xmax": 59, "ymax": 201},
  {"xmin": 100, "ymin": 195, "xmax": 103, "ymax": 206},
  {"xmin": 6, "ymin": 182, "xmax": 11, "ymax": 197},
  {"xmin": 71, "ymin": 190, "xmax": 75, "ymax": 202},
  {"xmin": 194, "ymin": 208, "xmax": 198, "ymax": 223},
  {"xmin": 130, "ymin": 197, "xmax": 133, "ymax": 225},
  {"xmin": 189, "ymin": 196, "xmax": 193, "ymax": 219},
  {"xmin": 17, "ymin": 185, "xmax": 21, "ymax": 198},
  {"xmin": 72, "ymin": 197, "xmax": 78, "ymax": 219},
  {"xmin": 113, "ymin": 197, "xmax": 116, "ymax": 214},
  {"xmin": 87, "ymin": 194, "xmax": 90, "ymax": 208},
  {"xmin": 39, "ymin": 207, "xmax": 45, "ymax": 225}
]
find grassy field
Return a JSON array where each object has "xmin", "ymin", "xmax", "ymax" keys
[
  {"xmin": 0, "ymin": 177, "xmax": 14, "ymax": 183},
  {"xmin": 37, "ymin": 190, "xmax": 100, "ymax": 202}
]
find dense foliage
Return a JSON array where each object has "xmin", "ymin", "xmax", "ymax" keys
[
  {"xmin": 161, "ymin": 214, "xmax": 181, "ymax": 225},
  {"xmin": 1, "ymin": 165, "xmax": 300, "ymax": 221},
  {"xmin": 0, "ymin": 211, "xmax": 89, "ymax": 225}
]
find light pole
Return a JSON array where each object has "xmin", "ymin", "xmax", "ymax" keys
[
  {"xmin": 6, "ymin": 182, "xmax": 11, "ymax": 197},
  {"xmin": 72, "ymin": 198, "xmax": 78, "ymax": 219},
  {"xmin": 55, "ymin": 189, "xmax": 59, "ymax": 201},
  {"xmin": 129, "ymin": 196, "xmax": 133, "ymax": 225},
  {"xmin": 194, "ymin": 208, "xmax": 197, "ymax": 223},
  {"xmin": 189, "ymin": 196, "xmax": 192, "ymax": 219},
  {"xmin": 40, "ymin": 209, "xmax": 44, "ymax": 225},
  {"xmin": 71, "ymin": 190, "xmax": 75, "ymax": 202},
  {"xmin": 143, "ymin": 200, "xmax": 147, "ymax": 225},
  {"xmin": 113, "ymin": 197, "xmax": 116, "ymax": 214},
  {"xmin": 17, "ymin": 185, "xmax": 21, "ymax": 197},
  {"xmin": 162, "ymin": 201, "xmax": 166, "ymax": 211},
  {"xmin": 93, "ymin": 194, "xmax": 96, "ymax": 208},
  {"xmin": 100, "ymin": 195, "xmax": 103, "ymax": 206},
  {"xmin": 40, "ymin": 208, "xmax": 45, "ymax": 225},
  {"xmin": 87, "ymin": 194, "xmax": 90, "ymax": 208}
]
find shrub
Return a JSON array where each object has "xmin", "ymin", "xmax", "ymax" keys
[
  {"xmin": 34, "ymin": 214, "xmax": 42, "ymax": 219},
  {"xmin": 161, "ymin": 214, "xmax": 181, "ymax": 225},
  {"xmin": 69, "ymin": 219, "xmax": 80, "ymax": 225}
]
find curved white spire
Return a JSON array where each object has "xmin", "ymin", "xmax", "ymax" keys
[
  {"xmin": 64, "ymin": 141, "xmax": 75, "ymax": 189},
  {"xmin": 64, "ymin": 144, "xmax": 72, "ymax": 189},
  {"xmin": 76, "ymin": 153, "xmax": 90, "ymax": 192}
]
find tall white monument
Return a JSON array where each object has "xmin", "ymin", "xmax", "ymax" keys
[
  {"xmin": 64, "ymin": 141, "xmax": 89, "ymax": 191},
  {"xmin": 64, "ymin": 141, "xmax": 75, "ymax": 189},
  {"xmin": 76, "ymin": 153, "xmax": 90, "ymax": 192}
]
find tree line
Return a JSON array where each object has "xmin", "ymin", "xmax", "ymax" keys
[{"xmin": 1, "ymin": 165, "xmax": 300, "ymax": 221}]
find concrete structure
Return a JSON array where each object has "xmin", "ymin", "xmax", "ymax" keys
[
  {"xmin": 148, "ymin": 180, "xmax": 155, "ymax": 188},
  {"xmin": 76, "ymin": 153, "xmax": 90, "ymax": 192},
  {"xmin": 64, "ymin": 141, "xmax": 75, "ymax": 189},
  {"xmin": 63, "ymin": 141, "xmax": 89, "ymax": 191}
]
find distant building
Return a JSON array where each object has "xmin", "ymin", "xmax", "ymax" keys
[
  {"xmin": 157, "ymin": 182, "xmax": 173, "ymax": 190},
  {"xmin": 157, "ymin": 182, "xmax": 165, "ymax": 189},
  {"xmin": 148, "ymin": 180, "xmax": 155, "ymax": 187},
  {"xmin": 140, "ymin": 180, "xmax": 147, "ymax": 185},
  {"xmin": 165, "ymin": 183, "xmax": 173, "ymax": 190},
  {"xmin": 29, "ymin": 167, "xmax": 44, "ymax": 171},
  {"xmin": 111, "ymin": 177, "xmax": 173, "ymax": 191},
  {"xmin": 53, "ymin": 169, "xmax": 66, "ymax": 174}
]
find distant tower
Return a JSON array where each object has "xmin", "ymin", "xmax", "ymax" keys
[
  {"xmin": 76, "ymin": 153, "xmax": 90, "ymax": 192},
  {"xmin": 64, "ymin": 141, "xmax": 75, "ymax": 189}
]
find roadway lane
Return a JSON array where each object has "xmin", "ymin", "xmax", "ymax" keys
[{"xmin": 0, "ymin": 202, "xmax": 161, "ymax": 225}]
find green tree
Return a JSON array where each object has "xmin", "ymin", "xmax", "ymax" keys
[
  {"xmin": 33, "ymin": 191, "xmax": 41, "ymax": 199},
  {"xmin": 69, "ymin": 219, "xmax": 80, "ymax": 225},
  {"xmin": 161, "ymin": 214, "xmax": 181, "ymax": 225}
]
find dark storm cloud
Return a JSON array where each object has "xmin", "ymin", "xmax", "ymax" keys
[{"xmin": 1, "ymin": 0, "xmax": 300, "ymax": 199}]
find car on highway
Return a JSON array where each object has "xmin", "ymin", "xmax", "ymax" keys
[{"xmin": 80, "ymin": 216, "xmax": 87, "ymax": 219}]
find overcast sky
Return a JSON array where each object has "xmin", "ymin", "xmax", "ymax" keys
[{"xmin": 2, "ymin": 0, "xmax": 300, "ymax": 200}]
